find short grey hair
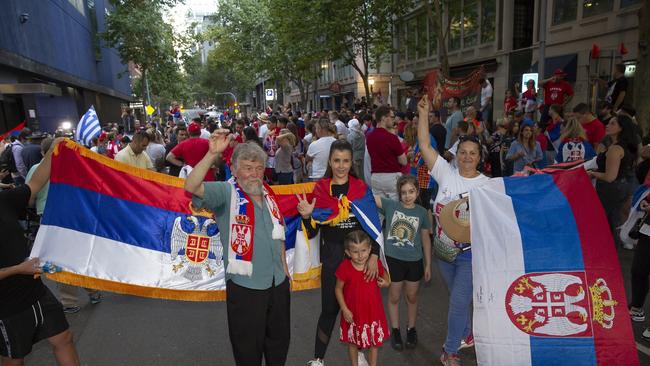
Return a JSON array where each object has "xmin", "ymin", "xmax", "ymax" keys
[{"xmin": 231, "ymin": 142, "xmax": 267, "ymax": 170}]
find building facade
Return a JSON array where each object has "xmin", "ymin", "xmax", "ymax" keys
[
  {"xmin": 392, "ymin": 0, "xmax": 641, "ymax": 118},
  {"xmin": 0, "ymin": 0, "xmax": 133, "ymax": 134}
]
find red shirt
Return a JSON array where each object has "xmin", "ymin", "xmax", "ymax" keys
[
  {"xmin": 504, "ymin": 96, "xmax": 517, "ymax": 114},
  {"xmin": 366, "ymin": 127, "xmax": 404, "ymax": 173},
  {"xmin": 170, "ymin": 138, "xmax": 215, "ymax": 181},
  {"xmin": 582, "ymin": 118, "xmax": 605, "ymax": 146},
  {"xmin": 222, "ymin": 134, "xmax": 243, "ymax": 165},
  {"xmin": 397, "ymin": 119, "xmax": 407, "ymax": 137},
  {"xmin": 543, "ymin": 80, "xmax": 574, "ymax": 106}
]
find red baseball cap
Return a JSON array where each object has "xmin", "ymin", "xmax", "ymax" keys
[{"xmin": 188, "ymin": 122, "xmax": 201, "ymax": 134}]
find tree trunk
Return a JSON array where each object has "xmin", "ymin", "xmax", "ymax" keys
[
  {"xmin": 635, "ymin": 4, "xmax": 649, "ymax": 138},
  {"xmin": 425, "ymin": 0, "xmax": 450, "ymax": 75}
]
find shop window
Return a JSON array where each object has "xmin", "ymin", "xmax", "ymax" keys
[
  {"xmin": 553, "ymin": 0, "xmax": 577, "ymax": 24},
  {"xmin": 582, "ymin": 0, "xmax": 613, "ymax": 18}
]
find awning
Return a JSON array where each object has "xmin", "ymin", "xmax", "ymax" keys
[{"xmin": 0, "ymin": 83, "xmax": 62, "ymax": 96}]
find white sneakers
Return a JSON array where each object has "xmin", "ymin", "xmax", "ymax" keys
[{"xmin": 307, "ymin": 353, "xmax": 367, "ymax": 366}]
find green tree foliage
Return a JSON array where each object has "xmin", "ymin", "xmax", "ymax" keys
[{"xmin": 103, "ymin": 0, "xmax": 187, "ymax": 106}]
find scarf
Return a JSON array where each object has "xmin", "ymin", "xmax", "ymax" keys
[{"xmin": 227, "ymin": 177, "xmax": 285, "ymax": 276}]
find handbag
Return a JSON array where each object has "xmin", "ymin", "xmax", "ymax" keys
[{"xmin": 433, "ymin": 236, "xmax": 461, "ymax": 263}]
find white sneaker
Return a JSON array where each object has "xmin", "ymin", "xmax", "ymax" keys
[
  {"xmin": 358, "ymin": 352, "xmax": 369, "ymax": 366},
  {"xmin": 307, "ymin": 359, "xmax": 324, "ymax": 366}
]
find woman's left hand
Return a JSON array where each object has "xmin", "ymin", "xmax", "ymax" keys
[{"xmin": 364, "ymin": 255, "xmax": 379, "ymax": 281}]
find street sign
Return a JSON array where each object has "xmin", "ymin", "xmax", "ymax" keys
[{"xmin": 265, "ymin": 88, "xmax": 275, "ymax": 101}]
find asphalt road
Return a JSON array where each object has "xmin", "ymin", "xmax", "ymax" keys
[{"xmin": 26, "ymin": 249, "xmax": 650, "ymax": 366}]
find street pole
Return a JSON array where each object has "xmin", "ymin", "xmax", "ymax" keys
[{"xmin": 539, "ymin": 0, "xmax": 547, "ymax": 86}]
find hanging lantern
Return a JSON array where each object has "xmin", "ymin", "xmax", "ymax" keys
[
  {"xmin": 619, "ymin": 42, "xmax": 629, "ymax": 55},
  {"xmin": 591, "ymin": 43, "xmax": 600, "ymax": 59}
]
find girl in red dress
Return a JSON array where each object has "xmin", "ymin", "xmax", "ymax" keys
[{"xmin": 335, "ymin": 231, "xmax": 390, "ymax": 366}]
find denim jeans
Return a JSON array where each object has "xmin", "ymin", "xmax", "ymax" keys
[{"xmin": 437, "ymin": 254, "xmax": 473, "ymax": 354}]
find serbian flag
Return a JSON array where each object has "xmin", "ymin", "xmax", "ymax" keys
[
  {"xmin": 30, "ymin": 140, "xmax": 322, "ymax": 301},
  {"xmin": 470, "ymin": 169, "xmax": 638, "ymax": 365},
  {"xmin": 620, "ymin": 179, "xmax": 650, "ymax": 247}
]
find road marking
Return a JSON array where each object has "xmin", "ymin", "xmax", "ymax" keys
[{"xmin": 637, "ymin": 342, "xmax": 650, "ymax": 356}]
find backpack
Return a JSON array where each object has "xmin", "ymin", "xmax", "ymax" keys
[{"xmin": 0, "ymin": 142, "xmax": 17, "ymax": 173}]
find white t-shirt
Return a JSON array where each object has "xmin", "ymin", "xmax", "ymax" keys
[
  {"xmin": 259, "ymin": 124, "xmax": 269, "ymax": 139},
  {"xmin": 335, "ymin": 120, "xmax": 349, "ymax": 137},
  {"xmin": 307, "ymin": 136, "xmax": 336, "ymax": 179},
  {"xmin": 430, "ymin": 155, "xmax": 489, "ymax": 247},
  {"xmin": 200, "ymin": 129, "xmax": 211, "ymax": 139},
  {"xmin": 481, "ymin": 80, "xmax": 493, "ymax": 109}
]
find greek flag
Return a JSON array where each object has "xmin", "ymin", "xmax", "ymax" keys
[{"xmin": 75, "ymin": 105, "xmax": 101, "ymax": 146}]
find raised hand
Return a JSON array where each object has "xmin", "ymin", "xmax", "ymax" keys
[
  {"xmin": 209, "ymin": 129, "xmax": 232, "ymax": 155},
  {"xmin": 417, "ymin": 94, "xmax": 430, "ymax": 116},
  {"xmin": 295, "ymin": 192, "xmax": 316, "ymax": 219}
]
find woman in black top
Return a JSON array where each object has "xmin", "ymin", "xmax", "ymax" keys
[
  {"xmin": 588, "ymin": 114, "xmax": 638, "ymax": 247},
  {"xmin": 297, "ymin": 139, "xmax": 381, "ymax": 365}
]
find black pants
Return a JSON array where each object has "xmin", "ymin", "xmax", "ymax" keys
[
  {"xmin": 314, "ymin": 254, "xmax": 342, "ymax": 359},
  {"xmin": 226, "ymin": 280, "xmax": 290, "ymax": 366},
  {"xmin": 631, "ymin": 234, "xmax": 650, "ymax": 307}
]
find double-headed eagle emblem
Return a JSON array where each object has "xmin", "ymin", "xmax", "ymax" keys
[{"xmin": 171, "ymin": 214, "xmax": 223, "ymax": 281}]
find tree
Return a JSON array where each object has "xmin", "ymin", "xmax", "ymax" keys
[
  {"xmin": 103, "ymin": 0, "xmax": 185, "ymax": 107},
  {"xmin": 422, "ymin": 0, "xmax": 457, "ymax": 75},
  {"xmin": 635, "ymin": 3, "xmax": 649, "ymax": 137},
  {"xmin": 319, "ymin": 0, "xmax": 413, "ymax": 103}
]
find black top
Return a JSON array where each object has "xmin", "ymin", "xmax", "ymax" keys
[
  {"xmin": 0, "ymin": 185, "xmax": 46, "ymax": 318},
  {"xmin": 302, "ymin": 182, "xmax": 380, "ymax": 265},
  {"xmin": 606, "ymin": 76, "xmax": 628, "ymax": 106},
  {"xmin": 165, "ymin": 141, "xmax": 181, "ymax": 177},
  {"xmin": 21, "ymin": 144, "xmax": 43, "ymax": 173},
  {"xmin": 596, "ymin": 143, "xmax": 634, "ymax": 182},
  {"xmin": 430, "ymin": 124, "xmax": 447, "ymax": 154}
]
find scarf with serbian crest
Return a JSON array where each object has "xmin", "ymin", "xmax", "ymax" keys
[{"xmin": 227, "ymin": 177, "xmax": 285, "ymax": 276}]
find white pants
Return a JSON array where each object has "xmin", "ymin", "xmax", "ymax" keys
[{"xmin": 370, "ymin": 172, "xmax": 402, "ymax": 201}]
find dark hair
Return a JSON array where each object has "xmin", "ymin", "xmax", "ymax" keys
[
  {"xmin": 344, "ymin": 230, "xmax": 371, "ymax": 251},
  {"xmin": 278, "ymin": 117, "xmax": 289, "ymax": 127},
  {"xmin": 132, "ymin": 130, "xmax": 149, "ymax": 143},
  {"xmin": 613, "ymin": 115, "xmax": 639, "ymax": 160},
  {"xmin": 619, "ymin": 105, "xmax": 636, "ymax": 117},
  {"xmin": 405, "ymin": 111, "xmax": 415, "ymax": 121},
  {"xmin": 396, "ymin": 175, "xmax": 419, "ymax": 202},
  {"xmin": 572, "ymin": 103, "xmax": 590, "ymax": 115},
  {"xmin": 361, "ymin": 114, "xmax": 373, "ymax": 122},
  {"xmin": 549, "ymin": 104, "xmax": 564, "ymax": 119},
  {"xmin": 449, "ymin": 97, "xmax": 461, "ymax": 107},
  {"xmin": 374, "ymin": 105, "xmax": 392, "ymax": 122},
  {"xmin": 432, "ymin": 110, "xmax": 441, "ymax": 118},
  {"xmin": 324, "ymin": 139, "xmax": 357, "ymax": 179},
  {"xmin": 176, "ymin": 126, "xmax": 187, "ymax": 134},
  {"xmin": 192, "ymin": 117, "xmax": 202, "ymax": 124},
  {"xmin": 235, "ymin": 119, "xmax": 245, "ymax": 127},
  {"xmin": 517, "ymin": 123, "xmax": 536, "ymax": 150},
  {"xmin": 270, "ymin": 116, "xmax": 278, "ymax": 124},
  {"xmin": 243, "ymin": 126, "xmax": 262, "ymax": 148}
]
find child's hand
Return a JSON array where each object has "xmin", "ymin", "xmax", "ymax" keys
[
  {"xmin": 342, "ymin": 308, "xmax": 354, "ymax": 323},
  {"xmin": 424, "ymin": 266, "xmax": 432, "ymax": 282},
  {"xmin": 377, "ymin": 277, "xmax": 390, "ymax": 288}
]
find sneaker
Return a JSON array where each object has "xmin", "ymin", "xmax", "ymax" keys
[
  {"xmin": 440, "ymin": 351, "xmax": 461, "ymax": 366},
  {"xmin": 358, "ymin": 352, "xmax": 369, "ymax": 366},
  {"xmin": 390, "ymin": 328, "xmax": 404, "ymax": 351},
  {"xmin": 63, "ymin": 306, "xmax": 80, "ymax": 314},
  {"xmin": 643, "ymin": 328, "xmax": 650, "ymax": 341},
  {"xmin": 630, "ymin": 307, "xmax": 645, "ymax": 322},
  {"xmin": 459, "ymin": 334, "xmax": 474, "ymax": 349},
  {"xmin": 405, "ymin": 327, "xmax": 418, "ymax": 349},
  {"xmin": 306, "ymin": 358, "xmax": 324, "ymax": 366},
  {"xmin": 89, "ymin": 292, "xmax": 102, "ymax": 305}
]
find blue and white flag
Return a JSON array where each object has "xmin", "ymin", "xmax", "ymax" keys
[{"xmin": 75, "ymin": 105, "xmax": 101, "ymax": 147}]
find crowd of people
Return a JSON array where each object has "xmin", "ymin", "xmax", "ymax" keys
[{"xmin": 0, "ymin": 63, "xmax": 648, "ymax": 366}]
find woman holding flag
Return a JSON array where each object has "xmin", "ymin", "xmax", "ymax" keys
[
  {"xmin": 417, "ymin": 95, "xmax": 489, "ymax": 366},
  {"xmin": 298, "ymin": 139, "xmax": 384, "ymax": 366}
]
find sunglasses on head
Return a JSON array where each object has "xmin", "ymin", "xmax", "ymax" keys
[{"xmin": 458, "ymin": 135, "xmax": 480, "ymax": 143}]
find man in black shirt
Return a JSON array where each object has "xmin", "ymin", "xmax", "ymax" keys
[
  {"xmin": 605, "ymin": 64, "xmax": 628, "ymax": 111},
  {"xmin": 0, "ymin": 137, "xmax": 80, "ymax": 365},
  {"xmin": 429, "ymin": 110, "xmax": 447, "ymax": 155},
  {"xmin": 165, "ymin": 126, "xmax": 188, "ymax": 177}
]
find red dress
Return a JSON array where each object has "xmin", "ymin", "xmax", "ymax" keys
[{"xmin": 335, "ymin": 259, "xmax": 389, "ymax": 349}]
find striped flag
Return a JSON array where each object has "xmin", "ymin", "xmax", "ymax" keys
[{"xmin": 75, "ymin": 105, "xmax": 101, "ymax": 146}]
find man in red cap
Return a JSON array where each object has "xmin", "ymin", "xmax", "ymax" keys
[
  {"xmin": 539, "ymin": 69, "xmax": 574, "ymax": 124},
  {"xmin": 166, "ymin": 122, "xmax": 216, "ymax": 181}
]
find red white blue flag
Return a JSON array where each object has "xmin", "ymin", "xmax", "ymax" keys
[{"xmin": 470, "ymin": 168, "xmax": 638, "ymax": 365}]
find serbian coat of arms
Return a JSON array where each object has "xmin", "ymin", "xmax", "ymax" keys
[
  {"xmin": 506, "ymin": 272, "xmax": 617, "ymax": 337},
  {"xmin": 170, "ymin": 215, "xmax": 223, "ymax": 281}
]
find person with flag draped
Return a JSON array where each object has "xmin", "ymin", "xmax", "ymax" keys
[
  {"xmin": 417, "ymin": 95, "xmax": 489, "ymax": 366},
  {"xmin": 299, "ymin": 139, "xmax": 384, "ymax": 366},
  {"xmin": 184, "ymin": 131, "xmax": 290, "ymax": 366}
]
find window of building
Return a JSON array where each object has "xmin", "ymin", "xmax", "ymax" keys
[
  {"xmin": 417, "ymin": 13, "xmax": 428, "ymax": 59},
  {"xmin": 449, "ymin": 3, "xmax": 462, "ymax": 51},
  {"xmin": 407, "ymin": 19, "xmax": 417, "ymax": 61},
  {"xmin": 582, "ymin": 0, "xmax": 613, "ymax": 18},
  {"xmin": 429, "ymin": 14, "xmax": 438, "ymax": 57},
  {"xmin": 481, "ymin": 0, "xmax": 496, "ymax": 43},
  {"xmin": 463, "ymin": 0, "xmax": 479, "ymax": 47},
  {"xmin": 621, "ymin": 0, "xmax": 640, "ymax": 7},
  {"xmin": 553, "ymin": 0, "xmax": 577, "ymax": 24}
]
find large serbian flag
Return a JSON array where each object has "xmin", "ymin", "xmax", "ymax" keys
[
  {"xmin": 30, "ymin": 140, "xmax": 320, "ymax": 301},
  {"xmin": 470, "ymin": 168, "xmax": 639, "ymax": 365}
]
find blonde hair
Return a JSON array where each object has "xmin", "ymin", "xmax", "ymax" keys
[
  {"xmin": 560, "ymin": 117, "xmax": 586, "ymax": 141},
  {"xmin": 404, "ymin": 124, "xmax": 417, "ymax": 147}
]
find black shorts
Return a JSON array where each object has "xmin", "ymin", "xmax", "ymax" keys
[
  {"xmin": 386, "ymin": 256, "xmax": 424, "ymax": 282},
  {"xmin": 0, "ymin": 288, "xmax": 69, "ymax": 359}
]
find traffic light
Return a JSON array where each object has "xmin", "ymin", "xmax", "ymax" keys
[{"xmin": 234, "ymin": 102, "xmax": 239, "ymax": 107}]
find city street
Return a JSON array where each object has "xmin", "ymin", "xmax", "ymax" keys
[{"xmin": 26, "ymin": 249, "xmax": 650, "ymax": 366}]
